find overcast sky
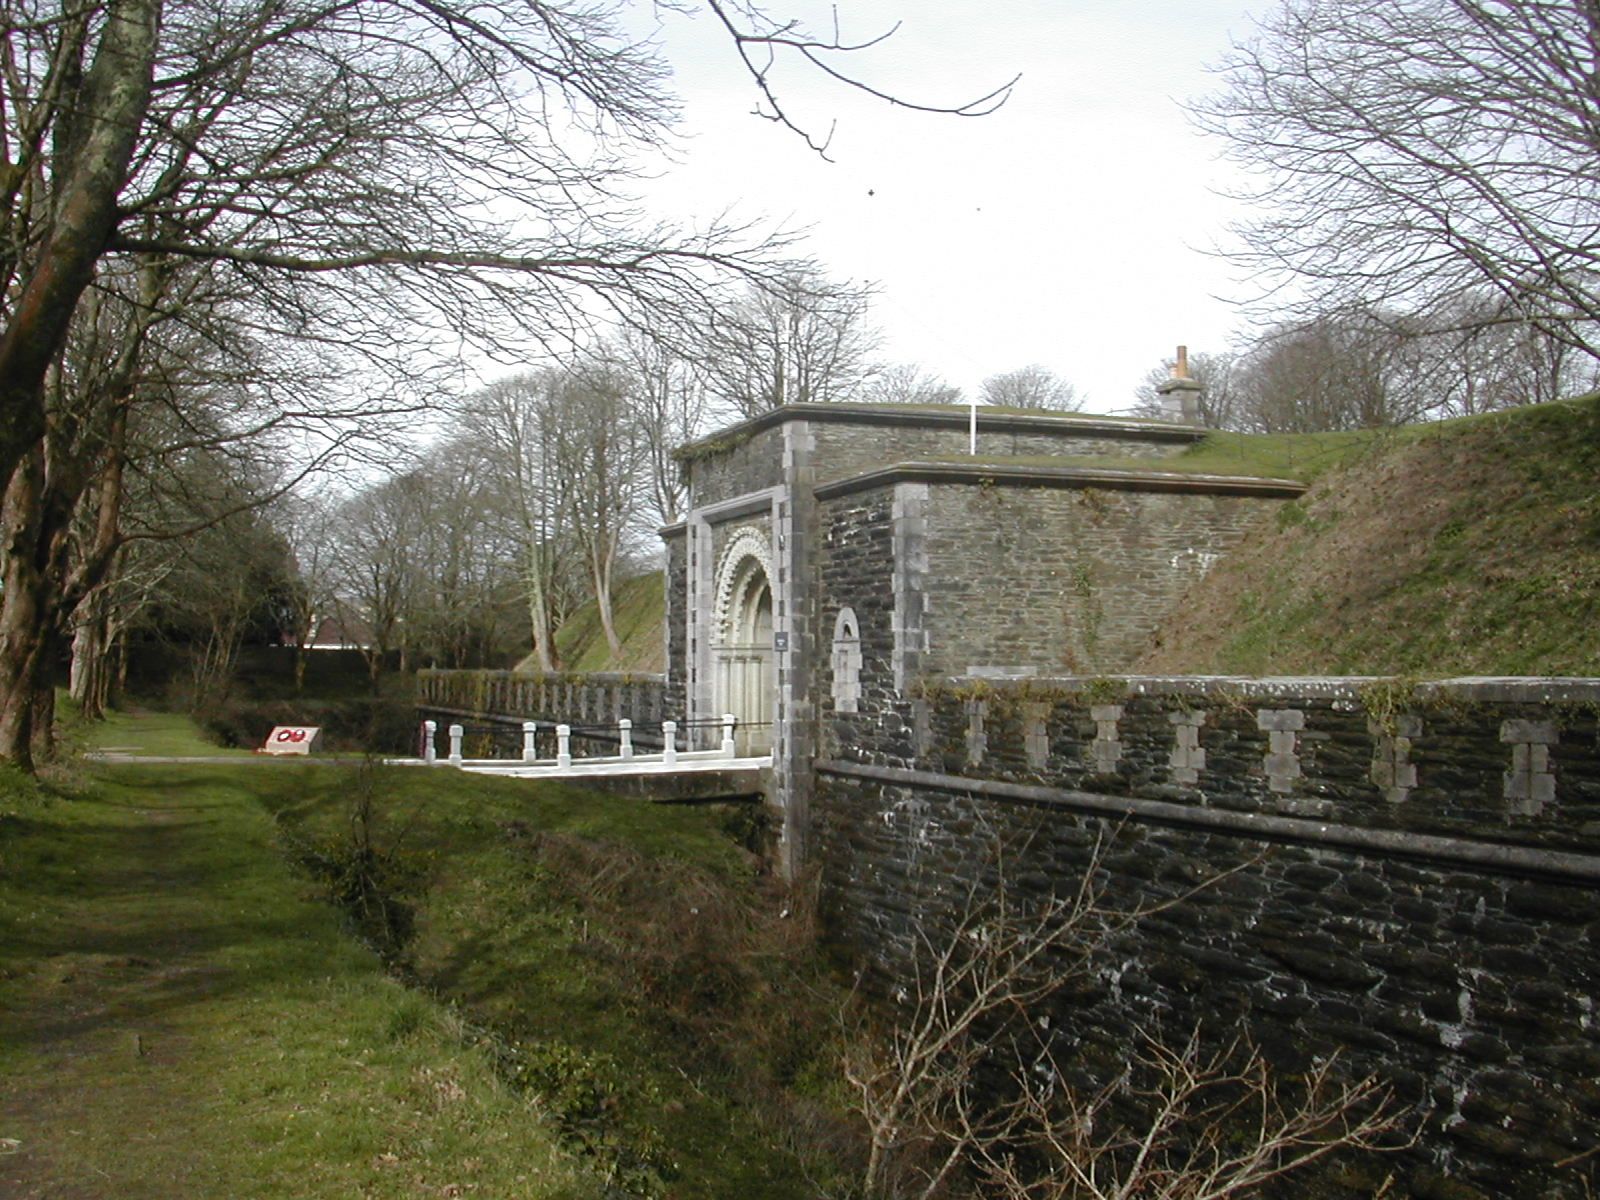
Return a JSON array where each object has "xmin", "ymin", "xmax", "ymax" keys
[{"xmin": 634, "ymin": 0, "xmax": 1268, "ymax": 415}]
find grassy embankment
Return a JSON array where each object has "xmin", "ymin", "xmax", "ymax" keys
[
  {"xmin": 1139, "ymin": 394, "xmax": 1600, "ymax": 676},
  {"xmin": 553, "ymin": 397, "xmax": 1600, "ymax": 679},
  {"xmin": 518, "ymin": 572, "xmax": 666, "ymax": 676},
  {"xmin": 1, "ymin": 708, "xmax": 849, "ymax": 1199}
]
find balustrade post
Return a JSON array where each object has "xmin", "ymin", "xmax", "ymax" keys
[
  {"xmin": 662, "ymin": 720, "xmax": 677, "ymax": 767},
  {"xmin": 721, "ymin": 713, "xmax": 737, "ymax": 757},
  {"xmin": 522, "ymin": 721, "xmax": 538, "ymax": 762},
  {"xmin": 556, "ymin": 724, "xmax": 572, "ymax": 769},
  {"xmin": 423, "ymin": 720, "xmax": 437, "ymax": 763},
  {"xmin": 448, "ymin": 723, "xmax": 464, "ymax": 765},
  {"xmin": 618, "ymin": 718, "xmax": 633, "ymax": 759}
]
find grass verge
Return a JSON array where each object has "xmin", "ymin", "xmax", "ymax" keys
[
  {"xmin": 0, "ymin": 761, "xmax": 596, "ymax": 1198},
  {"xmin": 2, "ymin": 714, "xmax": 854, "ymax": 1199},
  {"xmin": 265, "ymin": 763, "xmax": 853, "ymax": 1199}
]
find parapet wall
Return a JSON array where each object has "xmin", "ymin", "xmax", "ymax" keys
[
  {"xmin": 416, "ymin": 669, "xmax": 667, "ymax": 733},
  {"xmin": 814, "ymin": 675, "xmax": 1600, "ymax": 1199}
]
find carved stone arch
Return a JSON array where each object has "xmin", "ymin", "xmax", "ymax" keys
[
  {"xmin": 712, "ymin": 525, "xmax": 776, "ymax": 644},
  {"xmin": 831, "ymin": 606, "xmax": 861, "ymax": 713},
  {"xmin": 710, "ymin": 525, "xmax": 777, "ymax": 753}
]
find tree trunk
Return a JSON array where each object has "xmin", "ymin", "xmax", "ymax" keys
[
  {"xmin": 0, "ymin": 452, "xmax": 51, "ymax": 769},
  {"xmin": 526, "ymin": 553, "xmax": 559, "ymax": 671},
  {"xmin": 593, "ymin": 559, "xmax": 621, "ymax": 655},
  {"xmin": 70, "ymin": 596, "xmax": 112, "ymax": 720},
  {"xmin": 30, "ymin": 665, "xmax": 56, "ymax": 765},
  {"xmin": 0, "ymin": 0, "xmax": 159, "ymax": 493},
  {"xmin": 64, "ymin": 402, "xmax": 131, "ymax": 723}
]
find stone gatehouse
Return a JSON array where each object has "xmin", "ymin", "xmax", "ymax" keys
[{"xmin": 660, "ymin": 402, "xmax": 1304, "ymax": 873}]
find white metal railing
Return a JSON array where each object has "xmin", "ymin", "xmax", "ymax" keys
[{"xmin": 413, "ymin": 714, "xmax": 768, "ymax": 777}]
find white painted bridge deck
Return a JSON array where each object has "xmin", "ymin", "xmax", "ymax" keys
[{"xmin": 410, "ymin": 715, "xmax": 772, "ymax": 780}]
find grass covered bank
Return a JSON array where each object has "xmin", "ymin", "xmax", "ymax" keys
[
  {"xmin": 0, "ymin": 760, "xmax": 595, "ymax": 1199},
  {"xmin": 0, "ymin": 718, "xmax": 849, "ymax": 1198},
  {"xmin": 262, "ymin": 765, "xmax": 850, "ymax": 1199},
  {"xmin": 1141, "ymin": 394, "xmax": 1600, "ymax": 676}
]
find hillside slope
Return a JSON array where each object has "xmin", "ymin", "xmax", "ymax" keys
[
  {"xmin": 1138, "ymin": 395, "xmax": 1600, "ymax": 677},
  {"xmin": 516, "ymin": 571, "xmax": 664, "ymax": 675}
]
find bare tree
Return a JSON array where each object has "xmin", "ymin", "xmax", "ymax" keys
[
  {"xmin": 558, "ymin": 361, "xmax": 646, "ymax": 656},
  {"xmin": 1418, "ymin": 296, "xmax": 1600, "ymax": 417},
  {"xmin": 967, "ymin": 1030, "xmax": 1399, "ymax": 1200},
  {"xmin": 460, "ymin": 372, "xmax": 587, "ymax": 672},
  {"xmin": 612, "ymin": 329, "xmax": 724, "ymax": 526},
  {"xmin": 331, "ymin": 471, "xmax": 429, "ymax": 687},
  {"xmin": 403, "ymin": 438, "xmax": 522, "ymax": 670},
  {"xmin": 0, "ymin": 0, "xmax": 1008, "ymax": 769},
  {"xmin": 68, "ymin": 538, "xmax": 177, "ymax": 719},
  {"xmin": 703, "ymin": 269, "xmax": 881, "ymax": 417},
  {"xmin": 981, "ymin": 365, "xmax": 1084, "ymax": 412},
  {"xmin": 1232, "ymin": 311, "xmax": 1446, "ymax": 434},
  {"xmin": 1194, "ymin": 0, "xmax": 1600, "ymax": 362},
  {"xmin": 274, "ymin": 492, "xmax": 344, "ymax": 693},
  {"xmin": 861, "ymin": 363, "xmax": 964, "ymax": 406},
  {"xmin": 844, "ymin": 841, "xmax": 1400, "ymax": 1200}
]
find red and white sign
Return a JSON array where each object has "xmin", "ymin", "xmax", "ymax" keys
[{"xmin": 260, "ymin": 725, "xmax": 324, "ymax": 755}]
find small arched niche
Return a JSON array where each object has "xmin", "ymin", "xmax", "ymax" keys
[{"xmin": 831, "ymin": 606, "xmax": 862, "ymax": 714}]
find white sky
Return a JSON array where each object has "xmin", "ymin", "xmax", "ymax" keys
[{"xmin": 634, "ymin": 0, "xmax": 1267, "ymax": 415}]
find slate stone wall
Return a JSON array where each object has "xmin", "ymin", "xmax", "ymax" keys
[
  {"xmin": 815, "ymin": 478, "xmax": 1285, "ymax": 686},
  {"xmin": 682, "ymin": 425, "xmax": 787, "ymax": 508},
  {"xmin": 816, "ymin": 485, "xmax": 899, "ymax": 758},
  {"xmin": 662, "ymin": 530, "xmax": 688, "ymax": 719},
  {"xmin": 806, "ymin": 420, "xmax": 1185, "ymax": 486},
  {"xmin": 682, "ymin": 409, "xmax": 1198, "ymax": 510},
  {"xmin": 812, "ymin": 675, "xmax": 1600, "ymax": 1199},
  {"xmin": 917, "ymin": 483, "xmax": 1278, "ymax": 674}
]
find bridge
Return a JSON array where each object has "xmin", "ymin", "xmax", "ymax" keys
[{"xmin": 410, "ymin": 714, "xmax": 773, "ymax": 803}]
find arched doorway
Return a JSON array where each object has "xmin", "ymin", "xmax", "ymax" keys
[{"xmin": 712, "ymin": 532, "xmax": 777, "ymax": 755}]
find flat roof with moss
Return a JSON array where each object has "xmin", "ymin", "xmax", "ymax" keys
[{"xmin": 673, "ymin": 402, "xmax": 1206, "ymax": 462}]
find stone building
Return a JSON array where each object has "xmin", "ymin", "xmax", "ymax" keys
[{"xmin": 660, "ymin": 400, "xmax": 1304, "ymax": 873}]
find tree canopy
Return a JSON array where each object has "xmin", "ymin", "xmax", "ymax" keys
[{"xmin": 1197, "ymin": 0, "xmax": 1600, "ymax": 357}]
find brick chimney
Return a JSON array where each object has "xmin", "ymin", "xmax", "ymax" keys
[{"xmin": 1155, "ymin": 344, "xmax": 1204, "ymax": 425}]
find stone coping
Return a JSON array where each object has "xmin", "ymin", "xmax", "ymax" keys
[
  {"xmin": 418, "ymin": 668, "xmax": 666, "ymax": 685},
  {"xmin": 815, "ymin": 760, "xmax": 1600, "ymax": 885},
  {"xmin": 917, "ymin": 674, "xmax": 1600, "ymax": 702},
  {"xmin": 813, "ymin": 461, "xmax": 1307, "ymax": 500},
  {"xmin": 674, "ymin": 402, "xmax": 1206, "ymax": 459}
]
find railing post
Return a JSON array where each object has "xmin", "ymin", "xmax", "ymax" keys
[
  {"xmin": 721, "ymin": 713, "xmax": 737, "ymax": 757},
  {"xmin": 423, "ymin": 720, "xmax": 437, "ymax": 764},
  {"xmin": 448, "ymin": 723, "xmax": 463, "ymax": 765},
  {"xmin": 662, "ymin": 720, "xmax": 677, "ymax": 767},
  {"xmin": 618, "ymin": 718, "xmax": 633, "ymax": 759},
  {"xmin": 556, "ymin": 724, "xmax": 572, "ymax": 769},
  {"xmin": 522, "ymin": 721, "xmax": 538, "ymax": 762}
]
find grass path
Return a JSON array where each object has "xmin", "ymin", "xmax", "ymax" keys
[{"xmin": 0, "ymin": 762, "xmax": 594, "ymax": 1199}]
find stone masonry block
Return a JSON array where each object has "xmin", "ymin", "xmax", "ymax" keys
[
  {"xmin": 1167, "ymin": 710, "xmax": 1206, "ymax": 785},
  {"xmin": 1090, "ymin": 705, "xmax": 1122, "ymax": 773},
  {"xmin": 967, "ymin": 699, "xmax": 987, "ymax": 767},
  {"xmin": 1024, "ymin": 703, "xmax": 1050, "ymax": 770},
  {"xmin": 1265, "ymin": 752, "xmax": 1301, "ymax": 778},
  {"xmin": 1257, "ymin": 708, "xmax": 1306, "ymax": 732},
  {"xmin": 1501, "ymin": 721, "xmax": 1558, "ymax": 817},
  {"xmin": 1500, "ymin": 719, "xmax": 1558, "ymax": 745}
]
